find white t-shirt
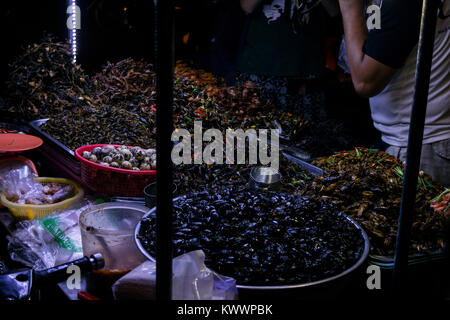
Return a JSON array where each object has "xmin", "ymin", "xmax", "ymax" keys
[{"xmin": 368, "ymin": 1, "xmax": 450, "ymax": 146}]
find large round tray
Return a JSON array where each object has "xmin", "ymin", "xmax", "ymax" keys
[{"xmin": 134, "ymin": 195, "xmax": 370, "ymax": 298}]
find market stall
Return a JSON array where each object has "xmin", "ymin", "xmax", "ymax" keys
[{"xmin": 0, "ymin": 0, "xmax": 449, "ymax": 301}]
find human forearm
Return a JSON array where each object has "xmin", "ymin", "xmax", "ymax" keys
[
  {"xmin": 339, "ymin": 0, "xmax": 395, "ymax": 97},
  {"xmin": 339, "ymin": 1, "xmax": 370, "ymax": 90},
  {"xmin": 240, "ymin": 0, "xmax": 264, "ymax": 14}
]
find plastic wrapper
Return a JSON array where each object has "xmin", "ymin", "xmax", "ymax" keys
[
  {"xmin": 112, "ymin": 250, "xmax": 238, "ymax": 300},
  {"xmin": 0, "ymin": 161, "xmax": 38, "ymax": 201},
  {"xmin": 0, "ymin": 159, "xmax": 35, "ymax": 180},
  {"xmin": 0, "ymin": 167, "xmax": 74, "ymax": 205},
  {"xmin": 6, "ymin": 202, "xmax": 91, "ymax": 270}
]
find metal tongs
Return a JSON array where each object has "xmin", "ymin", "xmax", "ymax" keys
[
  {"xmin": 248, "ymin": 126, "xmax": 324, "ymax": 177},
  {"xmin": 273, "ymin": 120, "xmax": 313, "ymax": 161},
  {"xmin": 282, "ymin": 152, "xmax": 324, "ymax": 177}
]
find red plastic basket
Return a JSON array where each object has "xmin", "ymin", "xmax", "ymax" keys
[{"xmin": 74, "ymin": 144, "xmax": 156, "ymax": 197}]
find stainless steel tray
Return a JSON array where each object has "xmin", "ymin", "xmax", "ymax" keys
[
  {"xmin": 281, "ymin": 152, "xmax": 324, "ymax": 177},
  {"xmin": 29, "ymin": 119, "xmax": 74, "ymax": 156}
]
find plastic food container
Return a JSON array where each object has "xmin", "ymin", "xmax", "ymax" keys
[
  {"xmin": 0, "ymin": 177, "xmax": 84, "ymax": 220},
  {"xmin": 79, "ymin": 202, "xmax": 148, "ymax": 298},
  {"xmin": 74, "ymin": 144, "xmax": 156, "ymax": 197}
]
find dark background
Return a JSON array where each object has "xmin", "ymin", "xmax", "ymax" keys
[
  {"xmin": 0, "ymin": 0, "xmax": 245, "ymax": 92},
  {"xmin": 0, "ymin": 0, "xmax": 156, "ymax": 92},
  {"xmin": 0, "ymin": 0, "xmax": 378, "ymax": 146}
]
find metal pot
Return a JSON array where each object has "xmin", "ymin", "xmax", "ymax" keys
[
  {"xmin": 248, "ymin": 167, "xmax": 282, "ymax": 191},
  {"xmin": 143, "ymin": 182, "xmax": 178, "ymax": 209}
]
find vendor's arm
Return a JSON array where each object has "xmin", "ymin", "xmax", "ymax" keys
[
  {"xmin": 338, "ymin": 0, "xmax": 395, "ymax": 97},
  {"xmin": 240, "ymin": 0, "xmax": 265, "ymax": 14},
  {"xmin": 339, "ymin": 0, "xmax": 423, "ymax": 98}
]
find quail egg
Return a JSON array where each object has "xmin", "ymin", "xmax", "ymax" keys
[
  {"xmin": 129, "ymin": 157, "xmax": 139, "ymax": 167},
  {"xmin": 140, "ymin": 163, "xmax": 151, "ymax": 171},
  {"xmin": 145, "ymin": 148, "xmax": 156, "ymax": 157},
  {"xmin": 92, "ymin": 147, "xmax": 102, "ymax": 157},
  {"xmin": 111, "ymin": 153, "xmax": 124, "ymax": 163},
  {"xmin": 131, "ymin": 146, "xmax": 140, "ymax": 154},
  {"xmin": 82, "ymin": 151, "xmax": 91, "ymax": 159},
  {"xmin": 101, "ymin": 145, "xmax": 115, "ymax": 156},
  {"xmin": 110, "ymin": 162, "xmax": 120, "ymax": 168},
  {"xmin": 103, "ymin": 156, "xmax": 113, "ymax": 164},
  {"xmin": 117, "ymin": 146, "xmax": 128, "ymax": 153},
  {"xmin": 136, "ymin": 150, "xmax": 146, "ymax": 161},
  {"xmin": 121, "ymin": 161, "xmax": 133, "ymax": 170},
  {"xmin": 120, "ymin": 149, "xmax": 133, "ymax": 161},
  {"xmin": 131, "ymin": 147, "xmax": 146, "ymax": 161}
]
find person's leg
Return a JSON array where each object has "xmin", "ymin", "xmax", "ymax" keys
[
  {"xmin": 385, "ymin": 145, "xmax": 403, "ymax": 161},
  {"xmin": 425, "ymin": 139, "xmax": 450, "ymax": 187}
]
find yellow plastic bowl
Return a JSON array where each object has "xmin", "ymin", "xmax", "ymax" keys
[{"xmin": 0, "ymin": 177, "xmax": 84, "ymax": 220}]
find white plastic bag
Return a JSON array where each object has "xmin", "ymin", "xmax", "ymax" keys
[
  {"xmin": 112, "ymin": 250, "xmax": 238, "ymax": 300},
  {"xmin": 0, "ymin": 163, "xmax": 38, "ymax": 201}
]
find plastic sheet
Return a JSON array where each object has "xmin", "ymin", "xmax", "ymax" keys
[
  {"xmin": 0, "ymin": 160, "xmax": 38, "ymax": 202},
  {"xmin": 112, "ymin": 250, "xmax": 238, "ymax": 300},
  {"xmin": 6, "ymin": 202, "xmax": 90, "ymax": 270},
  {"xmin": 0, "ymin": 169, "xmax": 74, "ymax": 205}
]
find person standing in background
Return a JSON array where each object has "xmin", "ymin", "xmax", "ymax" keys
[
  {"xmin": 338, "ymin": 0, "xmax": 450, "ymax": 186},
  {"xmin": 237, "ymin": 0, "xmax": 339, "ymax": 116}
]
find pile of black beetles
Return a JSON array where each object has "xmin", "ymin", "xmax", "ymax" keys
[{"xmin": 137, "ymin": 187, "xmax": 365, "ymax": 286}]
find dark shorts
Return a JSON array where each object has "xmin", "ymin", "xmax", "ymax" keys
[{"xmin": 385, "ymin": 138, "xmax": 450, "ymax": 187}]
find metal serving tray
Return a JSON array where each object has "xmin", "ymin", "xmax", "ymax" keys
[
  {"xmin": 29, "ymin": 119, "xmax": 74, "ymax": 155},
  {"xmin": 28, "ymin": 118, "xmax": 80, "ymax": 175}
]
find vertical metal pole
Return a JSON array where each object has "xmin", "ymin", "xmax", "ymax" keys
[
  {"xmin": 155, "ymin": 0, "xmax": 174, "ymax": 300},
  {"xmin": 392, "ymin": 0, "xmax": 439, "ymax": 292}
]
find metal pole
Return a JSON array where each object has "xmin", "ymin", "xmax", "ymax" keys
[
  {"xmin": 155, "ymin": 0, "xmax": 174, "ymax": 300},
  {"xmin": 392, "ymin": 0, "xmax": 439, "ymax": 292}
]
